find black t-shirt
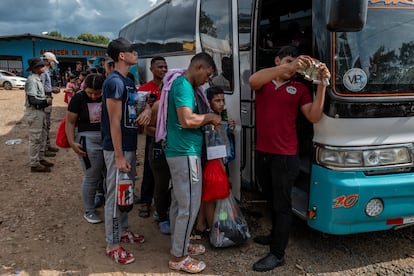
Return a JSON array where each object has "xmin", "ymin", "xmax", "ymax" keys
[{"xmin": 67, "ymin": 90, "xmax": 102, "ymax": 132}]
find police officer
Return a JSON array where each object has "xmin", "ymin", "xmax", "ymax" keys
[
  {"xmin": 41, "ymin": 52, "xmax": 61, "ymax": 156},
  {"xmin": 24, "ymin": 57, "xmax": 55, "ymax": 172}
]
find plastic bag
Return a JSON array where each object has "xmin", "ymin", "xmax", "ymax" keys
[
  {"xmin": 210, "ymin": 194, "xmax": 250, "ymax": 248},
  {"xmin": 202, "ymin": 159, "xmax": 230, "ymax": 202},
  {"xmin": 56, "ymin": 117, "xmax": 70, "ymax": 148},
  {"xmin": 204, "ymin": 123, "xmax": 230, "ymax": 160}
]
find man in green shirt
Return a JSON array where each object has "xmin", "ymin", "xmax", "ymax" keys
[{"xmin": 165, "ymin": 53, "xmax": 221, "ymax": 274}]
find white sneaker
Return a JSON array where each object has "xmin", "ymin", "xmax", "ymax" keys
[{"xmin": 83, "ymin": 212, "xmax": 102, "ymax": 224}]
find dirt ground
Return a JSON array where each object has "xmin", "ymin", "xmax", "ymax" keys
[{"xmin": 1, "ymin": 88, "xmax": 414, "ymax": 276}]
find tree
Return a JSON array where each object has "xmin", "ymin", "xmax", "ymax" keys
[
  {"xmin": 77, "ymin": 33, "xmax": 109, "ymax": 45},
  {"xmin": 43, "ymin": 31, "xmax": 109, "ymax": 46},
  {"xmin": 48, "ymin": 31, "xmax": 63, "ymax": 39}
]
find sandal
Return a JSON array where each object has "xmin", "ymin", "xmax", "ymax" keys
[
  {"xmin": 121, "ymin": 230, "xmax": 145, "ymax": 244},
  {"xmin": 169, "ymin": 256, "xmax": 206, "ymax": 273},
  {"xmin": 187, "ymin": 243, "xmax": 206, "ymax": 256},
  {"xmin": 106, "ymin": 247, "xmax": 135, "ymax": 264},
  {"xmin": 138, "ymin": 203, "xmax": 150, "ymax": 218}
]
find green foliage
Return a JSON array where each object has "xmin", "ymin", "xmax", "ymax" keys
[
  {"xmin": 44, "ymin": 31, "xmax": 109, "ymax": 46},
  {"xmin": 77, "ymin": 33, "xmax": 110, "ymax": 45}
]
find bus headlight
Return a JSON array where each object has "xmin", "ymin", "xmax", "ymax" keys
[
  {"xmin": 365, "ymin": 198, "xmax": 383, "ymax": 217},
  {"xmin": 363, "ymin": 148, "xmax": 410, "ymax": 166},
  {"xmin": 317, "ymin": 146, "xmax": 412, "ymax": 169}
]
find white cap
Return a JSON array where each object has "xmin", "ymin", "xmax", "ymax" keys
[{"xmin": 42, "ymin": 52, "xmax": 59, "ymax": 64}]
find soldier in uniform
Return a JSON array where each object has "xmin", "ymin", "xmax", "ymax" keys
[{"xmin": 24, "ymin": 57, "xmax": 55, "ymax": 172}]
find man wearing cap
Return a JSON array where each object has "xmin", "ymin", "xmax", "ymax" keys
[
  {"xmin": 41, "ymin": 52, "xmax": 61, "ymax": 156},
  {"xmin": 24, "ymin": 57, "xmax": 55, "ymax": 172},
  {"xmin": 101, "ymin": 37, "xmax": 151, "ymax": 264}
]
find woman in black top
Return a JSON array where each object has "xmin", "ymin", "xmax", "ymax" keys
[{"xmin": 66, "ymin": 73, "xmax": 105, "ymax": 224}]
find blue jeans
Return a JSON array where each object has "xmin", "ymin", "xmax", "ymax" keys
[
  {"xmin": 76, "ymin": 131, "xmax": 105, "ymax": 214},
  {"xmin": 255, "ymin": 151, "xmax": 300, "ymax": 259}
]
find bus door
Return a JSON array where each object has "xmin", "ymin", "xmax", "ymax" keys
[{"xmin": 251, "ymin": 0, "xmax": 312, "ymax": 218}]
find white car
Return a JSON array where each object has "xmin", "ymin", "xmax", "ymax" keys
[{"xmin": 0, "ymin": 70, "xmax": 27, "ymax": 90}]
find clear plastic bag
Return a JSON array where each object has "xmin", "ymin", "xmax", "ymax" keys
[
  {"xmin": 135, "ymin": 91, "xmax": 149, "ymax": 115},
  {"xmin": 210, "ymin": 194, "xmax": 250, "ymax": 248},
  {"xmin": 204, "ymin": 122, "xmax": 230, "ymax": 160}
]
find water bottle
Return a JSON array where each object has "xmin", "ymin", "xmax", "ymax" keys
[{"xmin": 117, "ymin": 171, "xmax": 134, "ymax": 212}]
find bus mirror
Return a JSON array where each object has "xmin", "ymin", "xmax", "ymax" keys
[{"xmin": 326, "ymin": 0, "xmax": 368, "ymax": 32}]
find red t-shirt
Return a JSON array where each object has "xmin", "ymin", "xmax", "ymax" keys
[
  {"xmin": 138, "ymin": 80, "xmax": 161, "ymax": 100},
  {"xmin": 255, "ymin": 80, "xmax": 311, "ymax": 155}
]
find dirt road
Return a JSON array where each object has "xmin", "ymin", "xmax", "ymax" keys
[{"xmin": 1, "ymin": 88, "xmax": 414, "ymax": 276}]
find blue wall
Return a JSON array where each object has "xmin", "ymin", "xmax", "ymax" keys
[{"xmin": 0, "ymin": 35, "xmax": 107, "ymax": 77}]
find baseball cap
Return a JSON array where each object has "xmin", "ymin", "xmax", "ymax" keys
[
  {"xmin": 107, "ymin": 37, "xmax": 135, "ymax": 61},
  {"xmin": 105, "ymin": 56, "xmax": 114, "ymax": 64},
  {"xmin": 42, "ymin": 52, "xmax": 59, "ymax": 64}
]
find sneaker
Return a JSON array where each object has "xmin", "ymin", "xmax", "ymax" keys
[
  {"xmin": 83, "ymin": 212, "xmax": 102, "ymax": 224},
  {"xmin": 106, "ymin": 247, "xmax": 135, "ymax": 264},
  {"xmin": 159, "ymin": 221, "xmax": 171, "ymax": 235},
  {"xmin": 44, "ymin": 151, "xmax": 56, "ymax": 157},
  {"xmin": 47, "ymin": 146, "xmax": 60, "ymax": 152},
  {"xmin": 187, "ymin": 243, "xmax": 205, "ymax": 256},
  {"xmin": 31, "ymin": 164, "xmax": 51, "ymax": 173},
  {"xmin": 169, "ymin": 256, "xmax": 206, "ymax": 273},
  {"xmin": 121, "ymin": 230, "xmax": 145, "ymax": 244},
  {"xmin": 40, "ymin": 159, "xmax": 54, "ymax": 167},
  {"xmin": 94, "ymin": 194, "xmax": 105, "ymax": 208}
]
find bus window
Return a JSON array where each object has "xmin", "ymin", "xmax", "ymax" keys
[
  {"xmin": 164, "ymin": 0, "xmax": 197, "ymax": 53},
  {"xmin": 145, "ymin": 4, "xmax": 168, "ymax": 55},
  {"xmin": 200, "ymin": 0, "xmax": 234, "ymax": 92},
  {"xmin": 120, "ymin": 0, "xmax": 197, "ymax": 57}
]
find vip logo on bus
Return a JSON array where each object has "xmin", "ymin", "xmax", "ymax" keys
[
  {"xmin": 332, "ymin": 194, "xmax": 359, "ymax": 209},
  {"xmin": 343, "ymin": 68, "xmax": 367, "ymax": 92}
]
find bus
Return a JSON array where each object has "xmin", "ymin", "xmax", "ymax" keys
[{"xmin": 119, "ymin": 0, "xmax": 414, "ymax": 235}]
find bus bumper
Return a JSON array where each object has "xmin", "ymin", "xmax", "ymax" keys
[{"xmin": 307, "ymin": 165, "xmax": 414, "ymax": 234}]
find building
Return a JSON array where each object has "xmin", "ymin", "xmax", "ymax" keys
[{"xmin": 0, "ymin": 33, "xmax": 107, "ymax": 79}]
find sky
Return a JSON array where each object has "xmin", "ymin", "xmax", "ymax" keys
[{"xmin": 0, "ymin": 0, "xmax": 161, "ymax": 40}]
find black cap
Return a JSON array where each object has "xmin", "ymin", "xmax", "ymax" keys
[
  {"xmin": 27, "ymin": 57, "xmax": 48, "ymax": 72},
  {"xmin": 107, "ymin": 37, "xmax": 134, "ymax": 61}
]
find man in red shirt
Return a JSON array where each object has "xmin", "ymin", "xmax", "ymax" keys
[
  {"xmin": 136, "ymin": 57, "xmax": 168, "ymax": 219},
  {"xmin": 249, "ymin": 46, "xmax": 330, "ymax": 272}
]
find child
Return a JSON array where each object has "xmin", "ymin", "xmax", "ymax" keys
[
  {"xmin": 64, "ymin": 73, "xmax": 78, "ymax": 104},
  {"xmin": 195, "ymin": 86, "xmax": 235, "ymax": 234}
]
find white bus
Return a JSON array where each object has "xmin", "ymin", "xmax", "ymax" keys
[{"xmin": 120, "ymin": 0, "xmax": 414, "ymax": 235}]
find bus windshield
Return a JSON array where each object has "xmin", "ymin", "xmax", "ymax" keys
[{"xmin": 334, "ymin": 6, "xmax": 414, "ymax": 96}]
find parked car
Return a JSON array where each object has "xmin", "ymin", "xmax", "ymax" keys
[{"xmin": 0, "ymin": 70, "xmax": 26, "ymax": 90}]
